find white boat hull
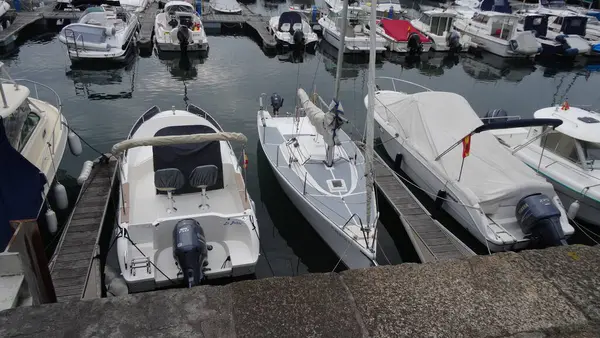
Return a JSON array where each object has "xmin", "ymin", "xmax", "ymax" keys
[{"xmin": 319, "ymin": 17, "xmax": 386, "ymax": 54}]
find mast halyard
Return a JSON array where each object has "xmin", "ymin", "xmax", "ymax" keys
[
  {"xmin": 365, "ymin": 0, "xmax": 377, "ymax": 233},
  {"xmin": 326, "ymin": 0, "xmax": 350, "ymax": 167}
]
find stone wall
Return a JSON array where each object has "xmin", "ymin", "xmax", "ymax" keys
[{"xmin": 1, "ymin": 245, "xmax": 599, "ymax": 337}]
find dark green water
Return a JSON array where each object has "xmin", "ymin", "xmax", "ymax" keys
[{"xmin": 4, "ymin": 7, "xmax": 600, "ymax": 277}]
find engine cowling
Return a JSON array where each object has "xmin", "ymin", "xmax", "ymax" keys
[
  {"xmin": 407, "ymin": 32, "xmax": 422, "ymax": 55},
  {"xmin": 172, "ymin": 219, "xmax": 208, "ymax": 287},
  {"xmin": 516, "ymin": 194, "xmax": 567, "ymax": 248}
]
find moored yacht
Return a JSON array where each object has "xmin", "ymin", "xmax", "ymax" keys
[
  {"xmin": 410, "ymin": 9, "xmax": 465, "ymax": 52},
  {"xmin": 374, "ymin": 19, "xmax": 432, "ymax": 54},
  {"xmin": 319, "ymin": 4, "xmax": 385, "ymax": 54},
  {"xmin": 268, "ymin": 11, "xmax": 319, "ymax": 50},
  {"xmin": 154, "ymin": 1, "xmax": 209, "ymax": 53},
  {"xmin": 58, "ymin": 5, "xmax": 140, "ymax": 63},
  {"xmin": 112, "ymin": 104, "xmax": 259, "ymax": 293},
  {"xmin": 490, "ymin": 104, "xmax": 600, "ymax": 228}
]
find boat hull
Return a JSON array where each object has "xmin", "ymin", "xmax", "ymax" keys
[{"xmin": 257, "ymin": 114, "xmax": 376, "ymax": 269}]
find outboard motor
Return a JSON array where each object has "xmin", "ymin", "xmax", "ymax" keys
[
  {"xmin": 407, "ymin": 32, "xmax": 422, "ymax": 55},
  {"xmin": 446, "ymin": 31, "xmax": 461, "ymax": 53},
  {"xmin": 172, "ymin": 219, "xmax": 208, "ymax": 288},
  {"xmin": 270, "ymin": 93, "xmax": 283, "ymax": 115},
  {"xmin": 177, "ymin": 25, "xmax": 190, "ymax": 54},
  {"xmin": 516, "ymin": 194, "xmax": 568, "ymax": 248},
  {"xmin": 168, "ymin": 17, "xmax": 178, "ymax": 29},
  {"xmin": 293, "ymin": 29, "xmax": 305, "ymax": 46},
  {"xmin": 555, "ymin": 35, "xmax": 578, "ymax": 56},
  {"xmin": 482, "ymin": 108, "xmax": 508, "ymax": 124}
]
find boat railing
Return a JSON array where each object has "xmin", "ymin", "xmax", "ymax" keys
[{"xmin": 374, "ymin": 76, "xmax": 433, "ymax": 93}]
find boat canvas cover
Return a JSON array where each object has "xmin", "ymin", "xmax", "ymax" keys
[
  {"xmin": 375, "ymin": 91, "xmax": 554, "ymax": 211},
  {"xmin": 381, "ymin": 19, "xmax": 430, "ymax": 43}
]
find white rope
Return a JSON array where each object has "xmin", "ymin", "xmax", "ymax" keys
[
  {"xmin": 332, "ymin": 240, "xmax": 353, "ymax": 272},
  {"xmin": 111, "ymin": 132, "xmax": 247, "ymax": 155},
  {"xmin": 570, "ymin": 217, "xmax": 600, "ymax": 245}
]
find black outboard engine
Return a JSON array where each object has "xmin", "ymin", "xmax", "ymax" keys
[
  {"xmin": 407, "ymin": 32, "xmax": 422, "ymax": 55},
  {"xmin": 516, "ymin": 194, "xmax": 568, "ymax": 248},
  {"xmin": 270, "ymin": 93, "xmax": 283, "ymax": 115},
  {"xmin": 293, "ymin": 29, "xmax": 305, "ymax": 46},
  {"xmin": 446, "ymin": 31, "xmax": 461, "ymax": 53},
  {"xmin": 482, "ymin": 108, "xmax": 508, "ymax": 124},
  {"xmin": 168, "ymin": 17, "xmax": 178, "ymax": 29},
  {"xmin": 177, "ymin": 25, "xmax": 190, "ymax": 54},
  {"xmin": 173, "ymin": 219, "xmax": 208, "ymax": 288}
]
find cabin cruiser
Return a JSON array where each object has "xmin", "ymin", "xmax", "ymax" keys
[
  {"xmin": 112, "ymin": 104, "xmax": 259, "ymax": 292},
  {"xmin": 268, "ymin": 11, "xmax": 318, "ymax": 50},
  {"xmin": 209, "ymin": 0, "xmax": 242, "ymax": 14},
  {"xmin": 541, "ymin": 10, "xmax": 600, "ymax": 55},
  {"xmin": 454, "ymin": 12, "xmax": 541, "ymax": 58},
  {"xmin": 0, "ymin": 62, "xmax": 79, "ymax": 243},
  {"xmin": 361, "ymin": 0, "xmax": 404, "ymax": 18},
  {"xmin": 374, "ymin": 19, "xmax": 432, "ymax": 54},
  {"xmin": 58, "ymin": 5, "xmax": 140, "ymax": 63},
  {"xmin": 490, "ymin": 104, "xmax": 600, "ymax": 228},
  {"xmin": 319, "ymin": 4, "xmax": 386, "ymax": 53},
  {"xmin": 365, "ymin": 84, "xmax": 573, "ymax": 251},
  {"xmin": 411, "ymin": 9, "xmax": 465, "ymax": 52},
  {"xmin": 154, "ymin": 1, "xmax": 209, "ymax": 53},
  {"xmin": 518, "ymin": 13, "xmax": 590, "ymax": 56}
]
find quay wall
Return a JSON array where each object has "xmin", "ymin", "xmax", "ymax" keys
[{"xmin": 1, "ymin": 245, "xmax": 599, "ymax": 337}]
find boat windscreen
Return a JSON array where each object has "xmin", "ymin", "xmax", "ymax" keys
[
  {"xmin": 523, "ymin": 15, "xmax": 548, "ymax": 37},
  {"xmin": 153, "ymin": 124, "xmax": 224, "ymax": 195}
]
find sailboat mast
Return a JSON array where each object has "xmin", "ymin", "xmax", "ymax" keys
[
  {"xmin": 333, "ymin": 0, "xmax": 349, "ymax": 100},
  {"xmin": 365, "ymin": 0, "xmax": 377, "ymax": 228}
]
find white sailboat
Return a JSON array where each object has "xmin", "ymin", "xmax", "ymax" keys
[
  {"xmin": 113, "ymin": 105, "xmax": 259, "ymax": 292},
  {"xmin": 256, "ymin": 0, "xmax": 379, "ymax": 269}
]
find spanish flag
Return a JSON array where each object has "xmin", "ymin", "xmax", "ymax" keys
[
  {"xmin": 462, "ymin": 134, "xmax": 471, "ymax": 158},
  {"xmin": 243, "ymin": 152, "xmax": 249, "ymax": 169},
  {"xmin": 561, "ymin": 101, "xmax": 570, "ymax": 110}
]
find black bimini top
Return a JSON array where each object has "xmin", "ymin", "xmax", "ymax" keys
[{"xmin": 278, "ymin": 11, "xmax": 303, "ymax": 31}]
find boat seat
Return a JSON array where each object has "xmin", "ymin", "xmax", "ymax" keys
[
  {"xmin": 189, "ymin": 165, "xmax": 219, "ymax": 210},
  {"xmin": 293, "ymin": 23, "xmax": 303, "ymax": 31},
  {"xmin": 154, "ymin": 168, "xmax": 185, "ymax": 212},
  {"xmin": 280, "ymin": 23, "xmax": 291, "ymax": 32}
]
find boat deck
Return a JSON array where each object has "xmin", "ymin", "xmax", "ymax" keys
[
  {"xmin": 49, "ymin": 156, "xmax": 116, "ymax": 302},
  {"xmin": 373, "ymin": 152, "xmax": 475, "ymax": 262}
]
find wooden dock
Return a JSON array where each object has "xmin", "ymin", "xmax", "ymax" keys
[
  {"xmin": 0, "ymin": 11, "xmax": 40, "ymax": 47},
  {"xmin": 49, "ymin": 156, "xmax": 117, "ymax": 302},
  {"xmin": 373, "ymin": 153, "xmax": 475, "ymax": 262},
  {"xmin": 137, "ymin": 2, "xmax": 159, "ymax": 49}
]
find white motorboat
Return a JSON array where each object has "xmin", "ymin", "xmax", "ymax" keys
[
  {"xmin": 112, "ymin": 105, "xmax": 259, "ymax": 293},
  {"xmin": 361, "ymin": 0, "xmax": 405, "ymax": 18},
  {"xmin": 268, "ymin": 12, "xmax": 318, "ymax": 50},
  {"xmin": 120, "ymin": 0, "xmax": 149, "ymax": 12},
  {"xmin": 410, "ymin": 9, "xmax": 465, "ymax": 52},
  {"xmin": 454, "ymin": 11, "xmax": 542, "ymax": 58},
  {"xmin": 366, "ymin": 83, "xmax": 574, "ymax": 251},
  {"xmin": 539, "ymin": 9, "xmax": 600, "ymax": 54},
  {"xmin": 517, "ymin": 13, "xmax": 590, "ymax": 57},
  {"xmin": 0, "ymin": 62, "xmax": 77, "ymax": 235},
  {"xmin": 490, "ymin": 104, "xmax": 600, "ymax": 227},
  {"xmin": 374, "ymin": 19, "xmax": 432, "ymax": 54},
  {"xmin": 319, "ymin": 4, "xmax": 386, "ymax": 54},
  {"xmin": 58, "ymin": 5, "xmax": 140, "ymax": 62},
  {"xmin": 257, "ymin": 0, "xmax": 379, "ymax": 269},
  {"xmin": 154, "ymin": 1, "xmax": 209, "ymax": 53},
  {"xmin": 209, "ymin": 0, "xmax": 242, "ymax": 14}
]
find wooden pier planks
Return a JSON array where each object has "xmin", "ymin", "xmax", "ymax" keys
[
  {"xmin": 0, "ymin": 11, "xmax": 40, "ymax": 46},
  {"xmin": 373, "ymin": 153, "xmax": 475, "ymax": 262},
  {"xmin": 50, "ymin": 157, "xmax": 116, "ymax": 302},
  {"xmin": 137, "ymin": 2, "xmax": 159, "ymax": 48}
]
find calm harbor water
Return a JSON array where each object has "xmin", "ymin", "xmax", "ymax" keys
[{"xmin": 3, "ymin": 2, "xmax": 600, "ymax": 278}]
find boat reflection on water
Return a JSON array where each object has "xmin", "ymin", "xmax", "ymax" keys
[
  {"xmin": 536, "ymin": 56, "xmax": 600, "ymax": 78},
  {"xmin": 155, "ymin": 49, "xmax": 207, "ymax": 80},
  {"xmin": 276, "ymin": 48, "xmax": 315, "ymax": 63},
  {"xmin": 385, "ymin": 51, "xmax": 460, "ymax": 77},
  {"xmin": 65, "ymin": 54, "xmax": 137, "ymax": 100},
  {"xmin": 320, "ymin": 40, "xmax": 383, "ymax": 79},
  {"xmin": 461, "ymin": 52, "xmax": 536, "ymax": 83}
]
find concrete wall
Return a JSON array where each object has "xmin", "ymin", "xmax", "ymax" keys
[{"xmin": 1, "ymin": 245, "xmax": 599, "ymax": 337}]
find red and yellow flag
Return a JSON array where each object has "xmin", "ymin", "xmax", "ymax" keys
[
  {"xmin": 243, "ymin": 152, "xmax": 249, "ymax": 169},
  {"xmin": 462, "ymin": 134, "xmax": 471, "ymax": 158},
  {"xmin": 561, "ymin": 101, "xmax": 570, "ymax": 110}
]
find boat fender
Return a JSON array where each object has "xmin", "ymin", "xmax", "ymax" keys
[
  {"xmin": 105, "ymin": 26, "xmax": 116, "ymax": 36},
  {"xmin": 53, "ymin": 182, "xmax": 69, "ymax": 210},
  {"xmin": 393, "ymin": 153, "xmax": 403, "ymax": 172},
  {"xmin": 407, "ymin": 32, "xmax": 422, "ymax": 55},
  {"xmin": 78, "ymin": 160, "xmax": 94, "ymax": 185},
  {"xmin": 567, "ymin": 200, "xmax": 580, "ymax": 220},
  {"xmin": 68, "ymin": 130, "xmax": 82, "ymax": 156},
  {"xmin": 46, "ymin": 208, "xmax": 58, "ymax": 234},
  {"xmin": 434, "ymin": 190, "xmax": 447, "ymax": 210}
]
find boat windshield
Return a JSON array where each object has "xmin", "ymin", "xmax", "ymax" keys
[
  {"xmin": 581, "ymin": 141, "xmax": 600, "ymax": 169},
  {"xmin": 2, "ymin": 100, "xmax": 39, "ymax": 152},
  {"xmin": 166, "ymin": 4, "xmax": 194, "ymax": 14},
  {"xmin": 380, "ymin": 0, "xmax": 401, "ymax": 4}
]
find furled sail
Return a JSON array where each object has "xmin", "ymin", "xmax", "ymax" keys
[{"xmin": 297, "ymin": 88, "xmax": 344, "ymax": 147}]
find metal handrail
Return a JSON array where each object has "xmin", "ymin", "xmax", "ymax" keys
[{"xmin": 374, "ymin": 76, "xmax": 433, "ymax": 93}]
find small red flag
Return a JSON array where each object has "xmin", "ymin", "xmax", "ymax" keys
[
  {"xmin": 561, "ymin": 101, "xmax": 570, "ymax": 110},
  {"xmin": 243, "ymin": 152, "xmax": 248, "ymax": 169},
  {"xmin": 462, "ymin": 135, "xmax": 471, "ymax": 158}
]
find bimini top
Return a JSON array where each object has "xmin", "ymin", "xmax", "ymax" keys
[
  {"xmin": 278, "ymin": 11, "xmax": 303, "ymax": 31},
  {"xmin": 535, "ymin": 106, "xmax": 600, "ymax": 143},
  {"xmin": 371, "ymin": 91, "xmax": 553, "ymax": 208}
]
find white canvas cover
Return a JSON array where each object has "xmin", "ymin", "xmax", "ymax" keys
[{"xmin": 374, "ymin": 91, "xmax": 556, "ymax": 212}]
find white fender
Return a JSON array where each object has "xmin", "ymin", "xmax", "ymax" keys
[
  {"xmin": 53, "ymin": 182, "xmax": 69, "ymax": 210},
  {"xmin": 77, "ymin": 160, "xmax": 94, "ymax": 185},
  {"xmin": 68, "ymin": 131, "xmax": 82, "ymax": 156},
  {"xmin": 46, "ymin": 208, "xmax": 58, "ymax": 234}
]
